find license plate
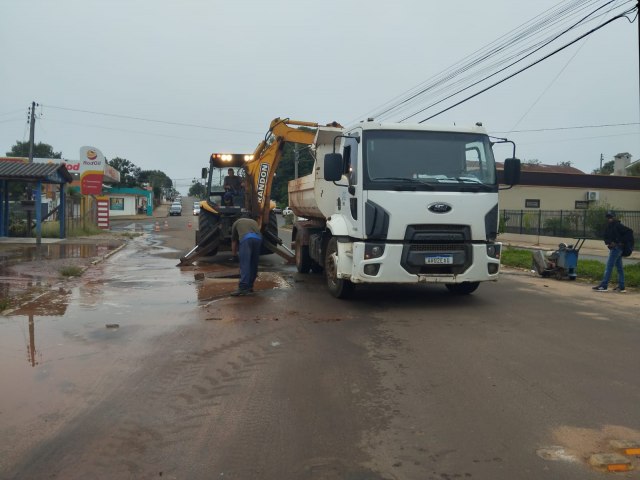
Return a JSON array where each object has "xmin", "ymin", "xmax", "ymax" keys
[{"xmin": 425, "ymin": 255, "xmax": 453, "ymax": 265}]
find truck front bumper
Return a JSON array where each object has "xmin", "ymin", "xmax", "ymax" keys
[{"xmin": 337, "ymin": 241, "xmax": 501, "ymax": 284}]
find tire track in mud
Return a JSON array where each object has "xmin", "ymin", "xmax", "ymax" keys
[
  {"xmin": 94, "ymin": 323, "xmax": 299, "ymax": 478},
  {"xmin": 5, "ymin": 318, "xmax": 304, "ymax": 479}
]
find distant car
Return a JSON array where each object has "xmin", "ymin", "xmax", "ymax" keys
[
  {"xmin": 193, "ymin": 202, "xmax": 201, "ymax": 216},
  {"xmin": 169, "ymin": 203, "xmax": 182, "ymax": 216},
  {"xmin": 273, "ymin": 206, "xmax": 282, "ymax": 214},
  {"xmin": 282, "ymin": 207, "xmax": 293, "ymax": 216}
]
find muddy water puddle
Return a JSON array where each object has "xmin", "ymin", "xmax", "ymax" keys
[
  {"xmin": 0, "ymin": 238, "xmax": 291, "ymax": 408},
  {"xmin": 0, "ymin": 243, "xmax": 122, "ymax": 307},
  {"xmin": 0, "ymin": 235, "xmax": 292, "ymax": 469},
  {"xmin": 193, "ymin": 263, "xmax": 291, "ymax": 301},
  {"xmin": 0, "ymin": 243, "xmax": 119, "ymax": 267}
]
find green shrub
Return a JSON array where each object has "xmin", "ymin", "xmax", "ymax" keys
[
  {"xmin": 0, "ymin": 297, "xmax": 11, "ymax": 311},
  {"xmin": 60, "ymin": 265, "xmax": 84, "ymax": 277}
]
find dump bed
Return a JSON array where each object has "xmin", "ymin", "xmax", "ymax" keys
[
  {"xmin": 287, "ymin": 125, "xmax": 343, "ymax": 220},
  {"xmin": 288, "ymin": 174, "xmax": 323, "ymax": 219}
]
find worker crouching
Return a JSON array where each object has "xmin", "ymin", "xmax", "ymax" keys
[{"xmin": 230, "ymin": 217, "xmax": 262, "ymax": 296}]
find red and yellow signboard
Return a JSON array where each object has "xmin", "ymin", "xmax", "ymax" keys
[{"xmin": 79, "ymin": 146, "xmax": 105, "ymax": 195}]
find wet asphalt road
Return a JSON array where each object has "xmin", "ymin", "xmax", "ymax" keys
[{"xmin": 1, "ymin": 209, "xmax": 640, "ymax": 479}]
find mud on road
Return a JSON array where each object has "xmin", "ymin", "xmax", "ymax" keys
[{"xmin": 1, "ymin": 214, "xmax": 639, "ymax": 479}]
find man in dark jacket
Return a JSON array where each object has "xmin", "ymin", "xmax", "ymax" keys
[
  {"xmin": 230, "ymin": 217, "xmax": 262, "ymax": 296},
  {"xmin": 592, "ymin": 211, "xmax": 626, "ymax": 292}
]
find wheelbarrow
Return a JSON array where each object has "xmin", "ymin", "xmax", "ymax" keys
[{"xmin": 531, "ymin": 238, "xmax": 586, "ymax": 280}]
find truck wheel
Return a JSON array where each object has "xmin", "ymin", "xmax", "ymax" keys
[
  {"xmin": 325, "ymin": 237, "xmax": 354, "ymax": 299},
  {"xmin": 261, "ymin": 210, "xmax": 278, "ymax": 255},
  {"xmin": 445, "ymin": 282, "xmax": 480, "ymax": 295},
  {"xmin": 295, "ymin": 241, "xmax": 312, "ymax": 273}
]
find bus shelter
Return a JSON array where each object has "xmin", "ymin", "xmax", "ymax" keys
[{"xmin": 0, "ymin": 161, "xmax": 73, "ymax": 239}]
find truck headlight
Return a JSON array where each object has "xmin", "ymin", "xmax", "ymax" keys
[
  {"xmin": 365, "ymin": 244, "xmax": 385, "ymax": 259},
  {"xmin": 486, "ymin": 244, "xmax": 501, "ymax": 259}
]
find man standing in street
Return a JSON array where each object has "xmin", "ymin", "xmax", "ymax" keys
[
  {"xmin": 593, "ymin": 211, "xmax": 627, "ymax": 292},
  {"xmin": 230, "ymin": 217, "xmax": 262, "ymax": 296}
]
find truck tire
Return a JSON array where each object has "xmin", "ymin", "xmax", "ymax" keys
[
  {"xmin": 325, "ymin": 237, "xmax": 354, "ymax": 299},
  {"xmin": 260, "ymin": 210, "xmax": 278, "ymax": 255},
  {"xmin": 445, "ymin": 282, "xmax": 480, "ymax": 295},
  {"xmin": 295, "ymin": 241, "xmax": 312, "ymax": 273}
]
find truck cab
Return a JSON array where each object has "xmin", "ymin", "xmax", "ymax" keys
[{"xmin": 290, "ymin": 120, "xmax": 520, "ymax": 298}]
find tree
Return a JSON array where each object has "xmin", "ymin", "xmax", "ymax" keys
[
  {"xmin": 269, "ymin": 135, "xmax": 316, "ymax": 207},
  {"xmin": 5, "ymin": 141, "xmax": 63, "ymax": 199},
  {"xmin": 139, "ymin": 169, "xmax": 173, "ymax": 202},
  {"xmin": 557, "ymin": 161, "xmax": 572, "ymax": 167},
  {"xmin": 108, "ymin": 157, "xmax": 141, "ymax": 187},
  {"xmin": 139, "ymin": 170, "xmax": 172, "ymax": 189},
  {"xmin": 6, "ymin": 141, "xmax": 62, "ymax": 158},
  {"xmin": 189, "ymin": 180, "xmax": 206, "ymax": 199},
  {"xmin": 592, "ymin": 160, "xmax": 614, "ymax": 175}
]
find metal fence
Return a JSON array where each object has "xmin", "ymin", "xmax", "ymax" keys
[
  {"xmin": 501, "ymin": 209, "xmax": 639, "ymax": 243},
  {"xmin": 7, "ymin": 196, "xmax": 85, "ymax": 237}
]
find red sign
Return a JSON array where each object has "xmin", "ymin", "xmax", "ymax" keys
[{"xmin": 81, "ymin": 173, "xmax": 104, "ymax": 195}]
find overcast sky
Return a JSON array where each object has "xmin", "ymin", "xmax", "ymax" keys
[{"xmin": 1, "ymin": 0, "xmax": 638, "ymax": 193}]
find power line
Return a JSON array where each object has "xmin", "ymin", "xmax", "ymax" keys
[
  {"xmin": 516, "ymin": 130, "xmax": 639, "ymax": 144},
  {"xmin": 418, "ymin": 9, "xmax": 636, "ymax": 123},
  {"xmin": 42, "ymin": 104, "xmax": 262, "ymax": 135},
  {"xmin": 506, "ymin": 37, "xmax": 590, "ymax": 133},
  {"xmin": 356, "ymin": 0, "xmax": 613, "ymax": 123},
  {"xmin": 491, "ymin": 121, "xmax": 640, "ymax": 134},
  {"xmin": 351, "ymin": 0, "xmax": 635, "ymax": 125},
  {"xmin": 0, "ymin": 108, "xmax": 25, "ymax": 117},
  {"xmin": 40, "ymin": 118, "xmax": 227, "ymax": 143}
]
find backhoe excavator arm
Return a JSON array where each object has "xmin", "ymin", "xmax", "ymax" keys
[{"xmin": 244, "ymin": 118, "xmax": 322, "ymax": 229}]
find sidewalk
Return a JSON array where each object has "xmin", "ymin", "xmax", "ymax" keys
[{"xmin": 499, "ymin": 233, "xmax": 640, "ymax": 261}]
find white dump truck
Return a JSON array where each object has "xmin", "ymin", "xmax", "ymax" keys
[{"xmin": 288, "ymin": 119, "xmax": 521, "ymax": 298}]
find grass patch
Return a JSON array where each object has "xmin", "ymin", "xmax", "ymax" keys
[
  {"xmin": 117, "ymin": 232, "xmax": 142, "ymax": 239},
  {"xmin": 501, "ymin": 247, "xmax": 640, "ymax": 288},
  {"xmin": 40, "ymin": 221, "xmax": 105, "ymax": 238},
  {"xmin": 60, "ymin": 265, "xmax": 84, "ymax": 277},
  {"xmin": 0, "ymin": 297, "xmax": 11, "ymax": 311}
]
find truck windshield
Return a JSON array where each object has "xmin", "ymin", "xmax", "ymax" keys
[{"xmin": 362, "ymin": 130, "xmax": 496, "ymax": 191}]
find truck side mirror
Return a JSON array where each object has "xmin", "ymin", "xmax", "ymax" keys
[
  {"xmin": 324, "ymin": 153, "xmax": 344, "ymax": 181},
  {"xmin": 201, "ymin": 168, "xmax": 208, "ymax": 179},
  {"xmin": 503, "ymin": 158, "xmax": 521, "ymax": 185}
]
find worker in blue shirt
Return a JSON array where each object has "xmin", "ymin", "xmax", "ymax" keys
[{"xmin": 230, "ymin": 217, "xmax": 262, "ymax": 296}]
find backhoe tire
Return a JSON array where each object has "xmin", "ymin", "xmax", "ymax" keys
[
  {"xmin": 197, "ymin": 209, "xmax": 221, "ymax": 257},
  {"xmin": 325, "ymin": 237, "xmax": 354, "ymax": 299},
  {"xmin": 261, "ymin": 210, "xmax": 278, "ymax": 255},
  {"xmin": 295, "ymin": 241, "xmax": 312, "ymax": 273},
  {"xmin": 445, "ymin": 282, "xmax": 480, "ymax": 295}
]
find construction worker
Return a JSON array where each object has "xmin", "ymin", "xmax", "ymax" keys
[{"xmin": 230, "ymin": 217, "xmax": 262, "ymax": 296}]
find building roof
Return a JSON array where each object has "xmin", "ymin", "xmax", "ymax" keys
[
  {"xmin": 498, "ymin": 169, "xmax": 640, "ymax": 190},
  {"xmin": 497, "ymin": 162, "xmax": 585, "ymax": 174},
  {"xmin": 0, "ymin": 161, "xmax": 73, "ymax": 184}
]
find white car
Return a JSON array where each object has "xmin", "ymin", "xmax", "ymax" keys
[
  {"xmin": 193, "ymin": 202, "xmax": 201, "ymax": 216},
  {"xmin": 282, "ymin": 207, "xmax": 293, "ymax": 216}
]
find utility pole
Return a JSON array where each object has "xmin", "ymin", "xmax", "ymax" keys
[
  {"xmin": 600, "ymin": 153, "xmax": 604, "ymax": 170},
  {"xmin": 294, "ymin": 144, "xmax": 299, "ymax": 179},
  {"xmin": 27, "ymin": 101, "xmax": 37, "ymax": 162}
]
